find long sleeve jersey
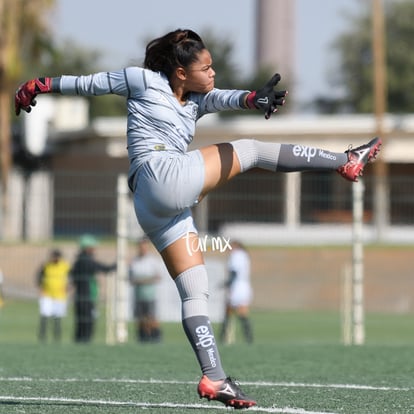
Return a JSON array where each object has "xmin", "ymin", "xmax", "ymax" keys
[{"xmin": 57, "ymin": 67, "xmax": 249, "ymax": 183}]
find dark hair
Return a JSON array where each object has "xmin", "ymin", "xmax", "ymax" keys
[
  {"xmin": 144, "ymin": 29, "xmax": 206, "ymax": 79},
  {"xmin": 51, "ymin": 249, "xmax": 62, "ymax": 259},
  {"xmin": 231, "ymin": 240, "xmax": 247, "ymax": 252}
]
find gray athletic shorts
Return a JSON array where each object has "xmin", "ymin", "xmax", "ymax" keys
[{"xmin": 132, "ymin": 150, "xmax": 205, "ymax": 252}]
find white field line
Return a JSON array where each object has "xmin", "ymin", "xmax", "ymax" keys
[
  {"xmin": 0, "ymin": 395, "xmax": 337, "ymax": 414},
  {"xmin": 0, "ymin": 376, "xmax": 411, "ymax": 392},
  {"xmin": 0, "ymin": 377, "xmax": 411, "ymax": 414}
]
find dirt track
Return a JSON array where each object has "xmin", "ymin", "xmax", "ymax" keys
[{"xmin": 1, "ymin": 244, "xmax": 413, "ymax": 313}]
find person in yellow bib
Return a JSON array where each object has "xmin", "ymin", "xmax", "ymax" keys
[{"xmin": 37, "ymin": 249, "xmax": 70, "ymax": 342}]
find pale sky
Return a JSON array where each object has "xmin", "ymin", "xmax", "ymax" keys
[{"xmin": 53, "ymin": 0, "xmax": 360, "ymax": 106}]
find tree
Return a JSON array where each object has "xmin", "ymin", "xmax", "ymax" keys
[
  {"xmin": 324, "ymin": 0, "xmax": 414, "ymax": 114},
  {"xmin": 0, "ymin": 0, "xmax": 55, "ymax": 238},
  {"xmin": 27, "ymin": 39, "xmax": 126, "ymax": 118}
]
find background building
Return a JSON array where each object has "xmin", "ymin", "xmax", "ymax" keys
[{"xmin": 255, "ymin": 0, "xmax": 296, "ymax": 84}]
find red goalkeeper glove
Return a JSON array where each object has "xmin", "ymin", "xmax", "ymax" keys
[
  {"xmin": 246, "ymin": 73, "xmax": 287, "ymax": 119},
  {"xmin": 15, "ymin": 77, "xmax": 53, "ymax": 116}
]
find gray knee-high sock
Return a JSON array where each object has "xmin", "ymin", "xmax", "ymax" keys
[
  {"xmin": 231, "ymin": 139, "xmax": 348, "ymax": 172},
  {"xmin": 175, "ymin": 265, "xmax": 226, "ymax": 381}
]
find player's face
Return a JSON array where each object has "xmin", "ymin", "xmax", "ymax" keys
[{"xmin": 184, "ymin": 49, "xmax": 215, "ymax": 93}]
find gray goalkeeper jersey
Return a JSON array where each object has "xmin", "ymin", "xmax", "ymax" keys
[{"xmin": 58, "ymin": 67, "xmax": 248, "ymax": 182}]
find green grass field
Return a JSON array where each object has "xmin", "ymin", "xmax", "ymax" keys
[{"xmin": 1, "ymin": 299, "xmax": 414, "ymax": 413}]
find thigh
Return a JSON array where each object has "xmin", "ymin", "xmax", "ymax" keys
[
  {"xmin": 229, "ymin": 283, "xmax": 252, "ymax": 308},
  {"xmin": 235, "ymin": 305, "xmax": 250, "ymax": 317},
  {"xmin": 137, "ymin": 206, "xmax": 198, "ymax": 253},
  {"xmin": 199, "ymin": 143, "xmax": 241, "ymax": 199},
  {"xmin": 133, "ymin": 146, "xmax": 240, "ymax": 276},
  {"xmin": 134, "ymin": 151, "xmax": 205, "ymax": 214},
  {"xmin": 160, "ymin": 232, "xmax": 204, "ymax": 278},
  {"xmin": 53, "ymin": 299, "xmax": 67, "ymax": 318},
  {"xmin": 39, "ymin": 296, "xmax": 53, "ymax": 317}
]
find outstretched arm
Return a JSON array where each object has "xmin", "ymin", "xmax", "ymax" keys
[
  {"xmin": 92, "ymin": 260, "xmax": 117, "ymax": 274},
  {"xmin": 15, "ymin": 68, "xmax": 143, "ymax": 116},
  {"xmin": 15, "ymin": 77, "xmax": 60, "ymax": 115},
  {"xmin": 199, "ymin": 73, "xmax": 287, "ymax": 119}
]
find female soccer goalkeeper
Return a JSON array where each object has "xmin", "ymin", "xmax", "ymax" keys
[{"xmin": 15, "ymin": 28, "xmax": 381, "ymax": 409}]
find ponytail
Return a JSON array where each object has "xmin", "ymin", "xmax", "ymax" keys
[{"xmin": 144, "ymin": 29, "xmax": 205, "ymax": 78}]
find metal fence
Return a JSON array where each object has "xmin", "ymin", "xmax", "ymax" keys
[
  {"xmin": 1, "ymin": 169, "xmax": 414, "ymax": 344},
  {"xmin": 40, "ymin": 170, "xmax": 414, "ymax": 238},
  {"xmin": 3, "ymin": 168, "xmax": 413, "ymax": 242}
]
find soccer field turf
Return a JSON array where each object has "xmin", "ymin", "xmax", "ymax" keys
[
  {"xmin": 1, "ymin": 300, "xmax": 414, "ymax": 413},
  {"xmin": 0, "ymin": 342, "xmax": 413, "ymax": 413}
]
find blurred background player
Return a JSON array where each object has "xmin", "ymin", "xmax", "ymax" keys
[
  {"xmin": 220, "ymin": 240, "xmax": 253, "ymax": 344},
  {"xmin": 70, "ymin": 234, "xmax": 116, "ymax": 343},
  {"xmin": 36, "ymin": 249, "xmax": 70, "ymax": 343},
  {"xmin": 129, "ymin": 237, "xmax": 163, "ymax": 343}
]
